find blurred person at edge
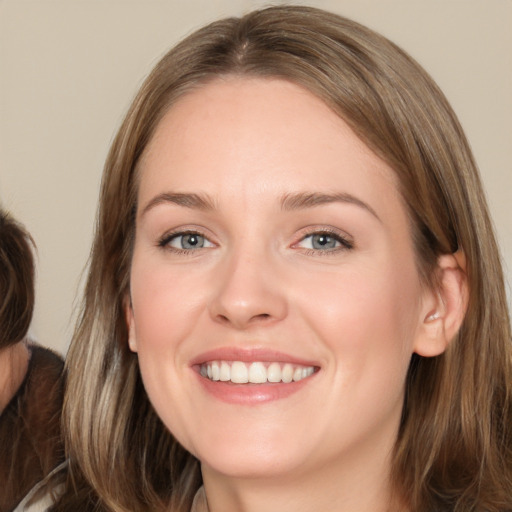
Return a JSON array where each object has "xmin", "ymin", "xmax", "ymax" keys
[
  {"xmin": 51, "ymin": 5, "xmax": 511, "ymax": 512},
  {"xmin": 0, "ymin": 209, "xmax": 65, "ymax": 512}
]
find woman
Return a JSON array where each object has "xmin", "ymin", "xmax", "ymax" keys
[
  {"xmin": 0, "ymin": 209, "xmax": 65, "ymax": 511},
  {"xmin": 57, "ymin": 5, "xmax": 511, "ymax": 512}
]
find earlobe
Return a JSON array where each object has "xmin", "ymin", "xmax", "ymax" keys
[
  {"xmin": 414, "ymin": 251, "xmax": 469, "ymax": 357},
  {"xmin": 124, "ymin": 297, "xmax": 138, "ymax": 353}
]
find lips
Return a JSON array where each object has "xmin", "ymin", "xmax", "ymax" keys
[{"xmin": 192, "ymin": 348, "xmax": 319, "ymax": 404}]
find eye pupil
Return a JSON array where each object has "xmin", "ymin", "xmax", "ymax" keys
[
  {"xmin": 312, "ymin": 234, "xmax": 336, "ymax": 249},
  {"xmin": 182, "ymin": 234, "xmax": 204, "ymax": 249}
]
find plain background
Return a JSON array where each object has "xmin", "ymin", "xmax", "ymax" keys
[{"xmin": 1, "ymin": 0, "xmax": 511, "ymax": 355}]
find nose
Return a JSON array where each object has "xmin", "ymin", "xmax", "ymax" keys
[{"xmin": 208, "ymin": 249, "xmax": 288, "ymax": 330}]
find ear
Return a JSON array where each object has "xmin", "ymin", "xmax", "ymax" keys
[
  {"xmin": 413, "ymin": 252, "xmax": 469, "ymax": 357},
  {"xmin": 124, "ymin": 295, "xmax": 138, "ymax": 353}
]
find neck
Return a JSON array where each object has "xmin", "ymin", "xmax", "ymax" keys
[
  {"xmin": 0, "ymin": 342, "xmax": 30, "ymax": 413},
  {"xmin": 201, "ymin": 437, "xmax": 405, "ymax": 512}
]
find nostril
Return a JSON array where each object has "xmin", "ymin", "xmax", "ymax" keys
[
  {"xmin": 215, "ymin": 312, "xmax": 272, "ymax": 327},
  {"xmin": 254, "ymin": 313, "xmax": 271, "ymax": 321},
  {"xmin": 217, "ymin": 314, "xmax": 230, "ymax": 324}
]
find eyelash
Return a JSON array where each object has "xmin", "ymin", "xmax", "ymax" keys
[
  {"xmin": 157, "ymin": 230, "xmax": 212, "ymax": 255},
  {"xmin": 157, "ymin": 227, "xmax": 354, "ymax": 255},
  {"xmin": 294, "ymin": 227, "xmax": 354, "ymax": 256}
]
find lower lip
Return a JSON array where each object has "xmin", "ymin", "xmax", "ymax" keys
[{"xmin": 195, "ymin": 371, "xmax": 316, "ymax": 405}]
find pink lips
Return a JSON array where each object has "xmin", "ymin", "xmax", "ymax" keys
[
  {"xmin": 191, "ymin": 347, "xmax": 319, "ymax": 405},
  {"xmin": 190, "ymin": 347, "xmax": 319, "ymax": 367}
]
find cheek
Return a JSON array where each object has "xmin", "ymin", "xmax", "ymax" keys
[
  {"xmin": 129, "ymin": 258, "xmax": 204, "ymax": 445},
  {"xmin": 297, "ymin": 257, "xmax": 422, "ymax": 372},
  {"xmin": 129, "ymin": 255, "xmax": 209, "ymax": 353}
]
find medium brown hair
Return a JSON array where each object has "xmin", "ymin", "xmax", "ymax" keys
[
  {"xmin": 61, "ymin": 6, "xmax": 512, "ymax": 511},
  {"xmin": 0, "ymin": 209, "xmax": 35, "ymax": 348}
]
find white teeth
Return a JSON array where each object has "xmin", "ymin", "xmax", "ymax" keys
[
  {"xmin": 282, "ymin": 364, "xmax": 294, "ymax": 383},
  {"xmin": 293, "ymin": 367, "xmax": 303, "ymax": 382},
  {"xmin": 267, "ymin": 362, "xmax": 282, "ymax": 382},
  {"xmin": 248, "ymin": 362, "xmax": 267, "ymax": 383},
  {"xmin": 231, "ymin": 361, "xmax": 249, "ymax": 384},
  {"xmin": 200, "ymin": 360, "xmax": 316, "ymax": 384},
  {"xmin": 219, "ymin": 361, "xmax": 230, "ymax": 381},
  {"xmin": 211, "ymin": 361, "xmax": 220, "ymax": 381}
]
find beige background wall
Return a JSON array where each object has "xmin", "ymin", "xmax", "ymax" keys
[{"xmin": 1, "ymin": 0, "xmax": 511, "ymax": 356}]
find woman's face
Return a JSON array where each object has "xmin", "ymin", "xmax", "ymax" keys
[{"xmin": 128, "ymin": 77, "xmax": 432, "ymax": 482}]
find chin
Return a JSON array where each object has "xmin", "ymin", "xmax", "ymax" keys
[
  {"xmin": 200, "ymin": 450, "xmax": 303, "ymax": 480},
  {"xmin": 188, "ymin": 426, "xmax": 313, "ymax": 480}
]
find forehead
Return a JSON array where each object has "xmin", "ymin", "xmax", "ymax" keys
[{"xmin": 138, "ymin": 77, "xmax": 400, "ymax": 202}]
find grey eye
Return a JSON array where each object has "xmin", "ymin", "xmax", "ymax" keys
[
  {"xmin": 299, "ymin": 233, "xmax": 341, "ymax": 250},
  {"xmin": 168, "ymin": 233, "xmax": 213, "ymax": 250},
  {"xmin": 183, "ymin": 234, "xmax": 204, "ymax": 249},
  {"xmin": 311, "ymin": 234, "xmax": 338, "ymax": 249}
]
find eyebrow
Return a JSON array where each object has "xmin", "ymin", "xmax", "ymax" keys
[
  {"xmin": 141, "ymin": 192, "xmax": 216, "ymax": 216},
  {"xmin": 141, "ymin": 190, "xmax": 380, "ymax": 221},
  {"xmin": 280, "ymin": 192, "xmax": 381, "ymax": 221}
]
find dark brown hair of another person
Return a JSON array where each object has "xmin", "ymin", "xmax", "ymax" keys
[
  {"xmin": 0, "ymin": 210, "xmax": 35, "ymax": 348},
  {"xmin": 0, "ymin": 209, "xmax": 65, "ymax": 511}
]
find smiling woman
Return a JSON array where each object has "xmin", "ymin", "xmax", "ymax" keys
[
  {"xmin": 127, "ymin": 79, "xmax": 440, "ymax": 500},
  {"xmin": 52, "ymin": 5, "xmax": 511, "ymax": 512}
]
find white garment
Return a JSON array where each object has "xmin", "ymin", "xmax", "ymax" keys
[
  {"xmin": 13, "ymin": 462, "xmax": 66, "ymax": 512},
  {"xmin": 13, "ymin": 489, "xmax": 56, "ymax": 512},
  {"xmin": 190, "ymin": 486, "xmax": 209, "ymax": 512}
]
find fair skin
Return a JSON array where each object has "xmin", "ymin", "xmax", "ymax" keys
[
  {"xmin": 126, "ymin": 77, "xmax": 466, "ymax": 512},
  {"xmin": 0, "ymin": 342, "xmax": 29, "ymax": 413}
]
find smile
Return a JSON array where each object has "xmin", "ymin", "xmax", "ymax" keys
[{"xmin": 199, "ymin": 361, "xmax": 316, "ymax": 384}]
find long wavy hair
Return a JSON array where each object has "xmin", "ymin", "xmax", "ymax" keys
[{"xmin": 60, "ymin": 6, "xmax": 512, "ymax": 511}]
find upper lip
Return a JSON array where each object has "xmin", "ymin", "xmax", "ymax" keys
[{"xmin": 190, "ymin": 347, "xmax": 320, "ymax": 368}]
